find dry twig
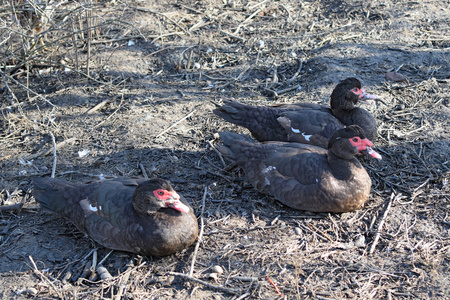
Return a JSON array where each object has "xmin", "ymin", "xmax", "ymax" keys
[
  {"xmin": 287, "ymin": 59, "xmax": 303, "ymax": 82},
  {"xmin": 233, "ymin": 8, "xmax": 263, "ymax": 34},
  {"xmin": 208, "ymin": 140, "xmax": 226, "ymax": 168},
  {"xmin": 131, "ymin": 7, "xmax": 189, "ymax": 35},
  {"xmin": 28, "ymin": 256, "xmax": 63, "ymax": 298},
  {"xmin": 113, "ymin": 261, "xmax": 135, "ymax": 300},
  {"xmin": 369, "ymin": 193, "xmax": 398, "ymax": 254},
  {"xmin": 189, "ymin": 186, "xmax": 207, "ymax": 276},
  {"xmin": 49, "ymin": 132, "xmax": 57, "ymax": 178},
  {"xmin": 0, "ymin": 192, "xmax": 28, "ymax": 213},
  {"xmin": 215, "ymin": 66, "xmax": 251, "ymax": 90},
  {"xmin": 0, "ymin": 70, "xmax": 56, "ymax": 107},
  {"xmin": 220, "ymin": 30, "xmax": 245, "ymax": 42},
  {"xmin": 168, "ymin": 271, "xmax": 240, "ymax": 294},
  {"xmin": 139, "ymin": 163, "xmax": 149, "ymax": 179},
  {"xmin": 155, "ymin": 109, "xmax": 196, "ymax": 138},
  {"xmin": 92, "ymin": 97, "xmax": 124, "ymax": 129},
  {"xmin": 23, "ymin": 137, "xmax": 77, "ymax": 161},
  {"xmin": 86, "ymin": 100, "xmax": 110, "ymax": 114}
]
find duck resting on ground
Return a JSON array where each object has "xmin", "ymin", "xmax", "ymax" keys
[
  {"xmin": 216, "ymin": 125, "xmax": 382, "ymax": 213},
  {"xmin": 32, "ymin": 177, "xmax": 198, "ymax": 257},
  {"xmin": 213, "ymin": 78, "xmax": 379, "ymax": 148}
]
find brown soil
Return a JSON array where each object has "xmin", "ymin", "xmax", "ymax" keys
[{"xmin": 1, "ymin": 0, "xmax": 449, "ymax": 299}]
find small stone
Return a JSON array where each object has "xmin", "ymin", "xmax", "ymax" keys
[
  {"xmin": 78, "ymin": 149, "xmax": 90, "ymax": 158},
  {"xmin": 395, "ymin": 104, "xmax": 405, "ymax": 110},
  {"xmin": 385, "ymin": 72, "xmax": 407, "ymax": 82},
  {"xmin": 354, "ymin": 235, "xmax": 366, "ymax": 248},
  {"xmin": 212, "ymin": 265, "xmax": 224, "ymax": 274},
  {"xmin": 24, "ymin": 288, "xmax": 38, "ymax": 296},
  {"xmin": 294, "ymin": 227, "xmax": 302, "ymax": 236},
  {"xmin": 207, "ymin": 273, "xmax": 219, "ymax": 281}
]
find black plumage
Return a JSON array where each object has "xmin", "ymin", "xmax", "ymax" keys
[
  {"xmin": 32, "ymin": 177, "xmax": 198, "ymax": 256},
  {"xmin": 214, "ymin": 78, "xmax": 378, "ymax": 147},
  {"xmin": 217, "ymin": 125, "xmax": 382, "ymax": 213}
]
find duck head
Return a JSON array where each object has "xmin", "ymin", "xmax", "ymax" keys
[
  {"xmin": 328, "ymin": 125, "xmax": 382, "ymax": 160},
  {"xmin": 132, "ymin": 179, "xmax": 190, "ymax": 215},
  {"xmin": 331, "ymin": 78, "xmax": 378, "ymax": 110}
]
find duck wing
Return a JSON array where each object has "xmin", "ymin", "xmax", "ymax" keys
[{"xmin": 277, "ymin": 109, "xmax": 344, "ymax": 147}]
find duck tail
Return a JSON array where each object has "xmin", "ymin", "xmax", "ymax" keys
[
  {"xmin": 213, "ymin": 101, "xmax": 252, "ymax": 125},
  {"xmin": 216, "ymin": 131, "xmax": 255, "ymax": 162},
  {"xmin": 31, "ymin": 177, "xmax": 75, "ymax": 214}
]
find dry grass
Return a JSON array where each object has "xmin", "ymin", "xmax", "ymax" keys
[{"xmin": 0, "ymin": 0, "xmax": 449, "ymax": 299}]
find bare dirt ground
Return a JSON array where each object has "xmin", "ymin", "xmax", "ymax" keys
[{"xmin": 1, "ymin": 0, "xmax": 449, "ymax": 299}]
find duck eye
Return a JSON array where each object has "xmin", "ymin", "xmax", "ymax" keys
[
  {"xmin": 352, "ymin": 137, "xmax": 359, "ymax": 143},
  {"xmin": 351, "ymin": 88, "xmax": 359, "ymax": 93},
  {"xmin": 153, "ymin": 189, "xmax": 169, "ymax": 199}
]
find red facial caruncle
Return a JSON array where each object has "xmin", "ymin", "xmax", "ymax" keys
[
  {"xmin": 153, "ymin": 189, "xmax": 190, "ymax": 213},
  {"xmin": 153, "ymin": 189, "xmax": 180, "ymax": 200}
]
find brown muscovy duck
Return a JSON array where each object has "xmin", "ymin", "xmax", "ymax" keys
[
  {"xmin": 213, "ymin": 78, "xmax": 378, "ymax": 148},
  {"xmin": 32, "ymin": 177, "xmax": 198, "ymax": 256},
  {"xmin": 217, "ymin": 125, "xmax": 382, "ymax": 213}
]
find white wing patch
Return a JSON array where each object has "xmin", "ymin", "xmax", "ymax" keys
[
  {"xmin": 262, "ymin": 166, "xmax": 276, "ymax": 173},
  {"xmin": 291, "ymin": 127, "xmax": 312, "ymax": 141},
  {"xmin": 262, "ymin": 166, "xmax": 276, "ymax": 186},
  {"xmin": 88, "ymin": 204, "xmax": 98, "ymax": 212},
  {"xmin": 80, "ymin": 198, "xmax": 103, "ymax": 216}
]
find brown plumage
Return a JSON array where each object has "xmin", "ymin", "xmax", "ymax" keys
[
  {"xmin": 32, "ymin": 177, "xmax": 198, "ymax": 257},
  {"xmin": 217, "ymin": 125, "xmax": 382, "ymax": 213},
  {"xmin": 213, "ymin": 78, "xmax": 378, "ymax": 148}
]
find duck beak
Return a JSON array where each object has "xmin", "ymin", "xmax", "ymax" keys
[
  {"xmin": 359, "ymin": 89, "xmax": 378, "ymax": 104},
  {"xmin": 360, "ymin": 146, "xmax": 382, "ymax": 160},
  {"xmin": 164, "ymin": 192, "xmax": 190, "ymax": 213},
  {"xmin": 353, "ymin": 138, "xmax": 382, "ymax": 160}
]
